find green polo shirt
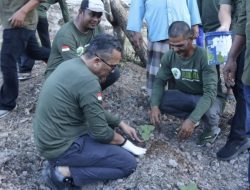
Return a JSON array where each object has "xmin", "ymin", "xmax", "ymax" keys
[
  {"xmin": 0, "ymin": 0, "xmax": 38, "ymax": 30},
  {"xmin": 232, "ymin": 0, "xmax": 250, "ymax": 85},
  {"xmin": 220, "ymin": 0, "xmax": 250, "ymax": 85},
  {"xmin": 219, "ymin": 0, "xmax": 244, "ymax": 32},
  {"xmin": 33, "ymin": 57, "xmax": 120, "ymax": 159},
  {"xmin": 45, "ymin": 20, "xmax": 103, "ymax": 78}
]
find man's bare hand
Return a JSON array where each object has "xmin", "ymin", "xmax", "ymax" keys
[
  {"xmin": 119, "ymin": 121, "xmax": 143, "ymax": 142},
  {"xmin": 178, "ymin": 119, "xmax": 196, "ymax": 140},
  {"xmin": 216, "ymin": 25, "xmax": 230, "ymax": 32},
  {"xmin": 223, "ymin": 57, "xmax": 237, "ymax": 87},
  {"xmin": 150, "ymin": 106, "xmax": 161, "ymax": 126},
  {"xmin": 132, "ymin": 31, "xmax": 143, "ymax": 49},
  {"xmin": 9, "ymin": 9, "xmax": 27, "ymax": 28},
  {"xmin": 192, "ymin": 25, "xmax": 199, "ymax": 39}
]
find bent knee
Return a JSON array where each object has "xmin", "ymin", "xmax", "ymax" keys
[{"xmin": 122, "ymin": 154, "xmax": 137, "ymax": 176}]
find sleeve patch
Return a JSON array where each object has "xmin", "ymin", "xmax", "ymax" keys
[
  {"xmin": 97, "ymin": 92, "xmax": 103, "ymax": 101},
  {"xmin": 62, "ymin": 45, "xmax": 70, "ymax": 52}
]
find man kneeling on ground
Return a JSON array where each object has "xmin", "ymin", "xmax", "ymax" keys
[
  {"xmin": 150, "ymin": 21, "xmax": 225, "ymax": 145},
  {"xmin": 33, "ymin": 34, "xmax": 146, "ymax": 189}
]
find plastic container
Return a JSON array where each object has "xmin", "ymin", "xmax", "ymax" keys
[{"xmin": 205, "ymin": 31, "xmax": 232, "ymax": 65}]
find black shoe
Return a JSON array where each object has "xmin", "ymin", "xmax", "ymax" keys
[
  {"xmin": 217, "ymin": 139, "xmax": 250, "ymax": 161},
  {"xmin": 43, "ymin": 165, "xmax": 77, "ymax": 190}
]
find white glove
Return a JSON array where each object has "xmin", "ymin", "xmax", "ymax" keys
[{"xmin": 121, "ymin": 139, "xmax": 147, "ymax": 156}]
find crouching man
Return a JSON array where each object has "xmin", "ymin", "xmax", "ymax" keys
[
  {"xmin": 150, "ymin": 21, "xmax": 225, "ymax": 145},
  {"xmin": 33, "ymin": 34, "xmax": 146, "ymax": 189}
]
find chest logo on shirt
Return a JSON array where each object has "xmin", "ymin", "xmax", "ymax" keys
[
  {"xmin": 171, "ymin": 68, "xmax": 181, "ymax": 79},
  {"xmin": 181, "ymin": 69, "xmax": 200, "ymax": 82},
  {"xmin": 97, "ymin": 92, "xmax": 103, "ymax": 101},
  {"xmin": 61, "ymin": 45, "xmax": 70, "ymax": 52},
  {"xmin": 77, "ymin": 46, "xmax": 84, "ymax": 56}
]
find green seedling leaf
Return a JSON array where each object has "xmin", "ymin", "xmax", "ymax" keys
[
  {"xmin": 178, "ymin": 182, "xmax": 198, "ymax": 190},
  {"xmin": 137, "ymin": 124, "xmax": 155, "ymax": 141}
]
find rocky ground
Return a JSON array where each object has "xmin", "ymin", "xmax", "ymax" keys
[
  {"xmin": 0, "ymin": 1, "xmax": 250, "ymax": 190},
  {"xmin": 0, "ymin": 60, "xmax": 249, "ymax": 190}
]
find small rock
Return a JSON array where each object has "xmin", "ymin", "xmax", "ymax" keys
[
  {"xmin": 168, "ymin": 159, "xmax": 178, "ymax": 168},
  {"xmin": 229, "ymin": 159, "xmax": 236, "ymax": 165},
  {"xmin": 22, "ymin": 171, "xmax": 28, "ymax": 176}
]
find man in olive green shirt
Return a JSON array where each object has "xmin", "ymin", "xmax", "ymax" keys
[
  {"xmin": 221, "ymin": 0, "xmax": 250, "ymax": 183},
  {"xmin": 33, "ymin": 34, "xmax": 146, "ymax": 189},
  {"xmin": 0, "ymin": 0, "xmax": 50, "ymax": 118},
  {"xmin": 214, "ymin": 0, "xmax": 250, "ymax": 161},
  {"xmin": 45, "ymin": 0, "xmax": 120, "ymax": 90},
  {"xmin": 150, "ymin": 21, "xmax": 224, "ymax": 145}
]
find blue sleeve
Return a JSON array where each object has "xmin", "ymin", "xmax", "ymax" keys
[
  {"xmin": 126, "ymin": 0, "xmax": 145, "ymax": 32},
  {"xmin": 187, "ymin": 0, "xmax": 201, "ymax": 26}
]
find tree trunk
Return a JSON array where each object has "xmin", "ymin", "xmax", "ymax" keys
[{"xmin": 103, "ymin": 0, "xmax": 147, "ymax": 67}]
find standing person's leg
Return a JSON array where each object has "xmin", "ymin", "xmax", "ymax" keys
[
  {"xmin": 0, "ymin": 29, "xmax": 32, "ymax": 116},
  {"xmin": 18, "ymin": 53, "xmax": 35, "ymax": 80},
  {"xmin": 37, "ymin": 17, "xmax": 51, "ymax": 48},
  {"xmin": 18, "ymin": 26, "xmax": 50, "ymax": 80},
  {"xmin": 18, "ymin": 16, "xmax": 51, "ymax": 80},
  {"xmin": 146, "ymin": 40, "xmax": 169, "ymax": 96},
  {"xmin": 243, "ymin": 85, "xmax": 250, "ymax": 184},
  {"xmin": 47, "ymin": 135, "xmax": 137, "ymax": 187},
  {"xmin": 26, "ymin": 31, "xmax": 50, "ymax": 63},
  {"xmin": 18, "ymin": 54, "xmax": 35, "ymax": 73},
  {"xmin": 217, "ymin": 50, "xmax": 250, "ymax": 160}
]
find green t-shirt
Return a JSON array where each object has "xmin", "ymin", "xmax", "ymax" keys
[
  {"xmin": 220, "ymin": 0, "xmax": 243, "ymax": 30},
  {"xmin": 37, "ymin": 0, "xmax": 69, "ymax": 22},
  {"xmin": 45, "ymin": 21, "xmax": 103, "ymax": 78},
  {"xmin": 197, "ymin": 0, "xmax": 220, "ymax": 32},
  {"xmin": 232, "ymin": 0, "xmax": 250, "ymax": 85},
  {"xmin": 0, "ymin": 0, "xmax": 38, "ymax": 30},
  {"xmin": 33, "ymin": 58, "xmax": 120, "ymax": 159},
  {"xmin": 151, "ymin": 47, "xmax": 220, "ymax": 123},
  {"xmin": 219, "ymin": 0, "xmax": 244, "ymax": 31}
]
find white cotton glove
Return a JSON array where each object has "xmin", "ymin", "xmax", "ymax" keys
[{"xmin": 121, "ymin": 139, "xmax": 147, "ymax": 156}]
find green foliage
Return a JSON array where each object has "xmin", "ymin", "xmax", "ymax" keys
[
  {"xmin": 178, "ymin": 182, "xmax": 198, "ymax": 190},
  {"xmin": 137, "ymin": 124, "xmax": 155, "ymax": 141}
]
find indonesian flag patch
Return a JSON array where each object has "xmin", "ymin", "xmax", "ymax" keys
[
  {"xmin": 97, "ymin": 92, "xmax": 103, "ymax": 101},
  {"xmin": 61, "ymin": 45, "xmax": 70, "ymax": 52}
]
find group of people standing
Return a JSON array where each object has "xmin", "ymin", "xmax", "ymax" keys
[{"xmin": 0, "ymin": 0, "xmax": 250, "ymax": 189}]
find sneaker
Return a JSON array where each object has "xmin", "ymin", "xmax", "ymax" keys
[
  {"xmin": 43, "ymin": 164, "xmax": 77, "ymax": 190},
  {"xmin": 217, "ymin": 138, "xmax": 250, "ymax": 161},
  {"xmin": 18, "ymin": 72, "xmax": 32, "ymax": 81},
  {"xmin": 196, "ymin": 127, "xmax": 221, "ymax": 146},
  {"xmin": 0, "ymin": 109, "xmax": 11, "ymax": 119},
  {"xmin": 0, "ymin": 105, "xmax": 17, "ymax": 119}
]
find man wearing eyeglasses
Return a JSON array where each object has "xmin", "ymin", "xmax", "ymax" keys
[
  {"xmin": 33, "ymin": 34, "xmax": 146, "ymax": 189},
  {"xmin": 45, "ymin": 0, "xmax": 120, "ymax": 90},
  {"xmin": 150, "ymin": 21, "xmax": 224, "ymax": 145}
]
